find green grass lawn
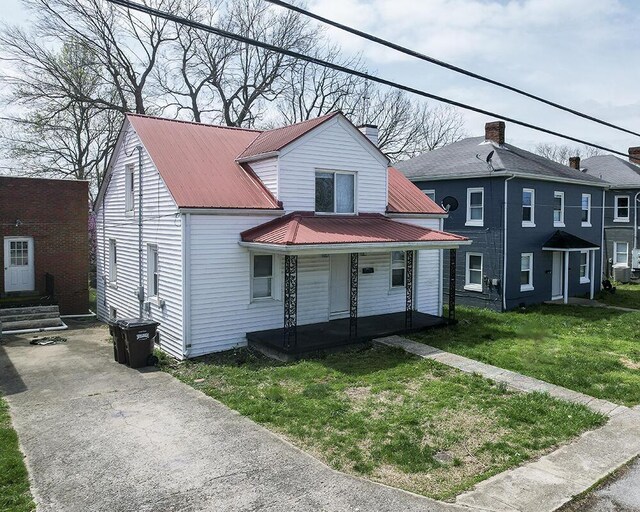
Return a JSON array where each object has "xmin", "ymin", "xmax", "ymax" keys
[
  {"xmin": 412, "ymin": 305, "xmax": 640, "ymax": 407},
  {"xmin": 0, "ymin": 396, "xmax": 34, "ymax": 512},
  {"xmin": 597, "ymin": 282, "xmax": 640, "ymax": 310},
  {"xmin": 161, "ymin": 345, "xmax": 605, "ymax": 500}
]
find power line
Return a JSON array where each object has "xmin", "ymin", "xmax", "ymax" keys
[
  {"xmin": 264, "ymin": 0, "xmax": 640, "ymax": 140},
  {"xmin": 106, "ymin": 0, "xmax": 630, "ymax": 158}
]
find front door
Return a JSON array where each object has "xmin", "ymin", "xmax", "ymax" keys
[
  {"xmin": 4, "ymin": 237, "xmax": 35, "ymax": 292},
  {"xmin": 551, "ymin": 251, "xmax": 563, "ymax": 300},
  {"xmin": 329, "ymin": 254, "xmax": 349, "ymax": 318}
]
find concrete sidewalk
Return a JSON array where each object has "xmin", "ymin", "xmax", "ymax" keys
[
  {"xmin": 376, "ymin": 335, "xmax": 640, "ymax": 512},
  {"xmin": 0, "ymin": 323, "xmax": 464, "ymax": 512}
]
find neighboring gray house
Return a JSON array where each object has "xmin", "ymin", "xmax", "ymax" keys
[
  {"xmin": 582, "ymin": 149, "xmax": 640, "ymax": 281},
  {"xmin": 396, "ymin": 121, "xmax": 608, "ymax": 311}
]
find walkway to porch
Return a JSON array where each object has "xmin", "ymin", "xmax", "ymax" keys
[{"xmin": 247, "ymin": 311, "xmax": 448, "ymax": 358}]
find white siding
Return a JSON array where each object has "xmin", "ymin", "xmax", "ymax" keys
[
  {"xmin": 249, "ymin": 157, "xmax": 278, "ymax": 198},
  {"xmin": 95, "ymin": 123, "xmax": 184, "ymax": 359},
  {"xmin": 277, "ymin": 116, "xmax": 388, "ymax": 213}
]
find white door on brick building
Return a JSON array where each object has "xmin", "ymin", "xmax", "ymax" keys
[{"xmin": 3, "ymin": 237, "xmax": 35, "ymax": 292}]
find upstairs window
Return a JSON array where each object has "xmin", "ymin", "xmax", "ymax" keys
[
  {"xmin": 522, "ymin": 189, "xmax": 535, "ymax": 227},
  {"xmin": 581, "ymin": 194, "xmax": 592, "ymax": 226},
  {"xmin": 422, "ymin": 189, "xmax": 436, "ymax": 202},
  {"xmin": 390, "ymin": 251, "xmax": 406, "ymax": 288},
  {"xmin": 520, "ymin": 253, "xmax": 534, "ymax": 291},
  {"xmin": 109, "ymin": 239, "xmax": 117, "ymax": 285},
  {"xmin": 579, "ymin": 251, "xmax": 590, "ymax": 284},
  {"xmin": 553, "ymin": 191, "xmax": 565, "ymax": 227},
  {"xmin": 465, "ymin": 188, "xmax": 484, "ymax": 226},
  {"xmin": 465, "ymin": 253, "xmax": 483, "ymax": 292},
  {"xmin": 315, "ymin": 171, "xmax": 355, "ymax": 213},
  {"xmin": 125, "ymin": 164, "xmax": 135, "ymax": 213},
  {"xmin": 615, "ymin": 196, "xmax": 630, "ymax": 222},
  {"xmin": 147, "ymin": 245, "xmax": 159, "ymax": 297},
  {"xmin": 252, "ymin": 254, "xmax": 274, "ymax": 299}
]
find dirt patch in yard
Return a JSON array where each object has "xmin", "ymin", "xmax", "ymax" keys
[{"xmin": 620, "ymin": 357, "xmax": 640, "ymax": 370}]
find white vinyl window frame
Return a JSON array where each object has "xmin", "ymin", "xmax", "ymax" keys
[
  {"xmin": 613, "ymin": 241, "xmax": 629, "ymax": 268},
  {"xmin": 125, "ymin": 164, "xmax": 135, "ymax": 214},
  {"xmin": 520, "ymin": 252, "xmax": 534, "ymax": 292},
  {"xmin": 522, "ymin": 188, "xmax": 536, "ymax": 227},
  {"xmin": 579, "ymin": 250, "xmax": 590, "ymax": 284},
  {"xmin": 422, "ymin": 189, "xmax": 436, "ymax": 202},
  {"xmin": 553, "ymin": 191, "xmax": 565, "ymax": 227},
  {"xmin": 251, "ymin": 253, "xmax": 276, "ymax": 301},
  {"xmin": 581, "ymin": 193, "xmax": 592, "ymax": 227},
  {"xmin": 314, "ymin": 170, "xmax": 357, "ymax": 215},
  {"xmin": 108, "ymin": 239, "xmax": 117, "ymax": 286},
  {"xmin": 147, "ymin": 244, "xmax": 159, "ymax": 299},
  {"xmin": 465, "ymin": 187, "xmax": 484, "ymax": 227},
  {"xmin": 390, "ymin": 251, "xmax": 406, "ymax": 289},
  {"xmin": 464, "ymin": 252, "xmax": 483, "ymax": 292},
  {"xmin": 614, "ymin": 195, "xmax": 630, "ymax": 223}
]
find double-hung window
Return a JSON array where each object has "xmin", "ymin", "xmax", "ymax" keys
[
  {"xmin": 465, "ymin": 253, "xmax": 483, "ymax": 292},
  {"xmin": 315, "ymin": 171, "xmax": 355, "ymax": 213},
  {"xmin": 252, "ymin": 254, "xmax": 274, "ymax": 299},
  {"xmin": 614, "ymin": 242, "xmax": 629, "ymax": 267},
  {"xmin": 147, "ymin": 245, "xmax": 159, "ymax": 298},
  {"xmin": 522, "ymin": 189, "xmax": 535, "ymax": 227},
  {"xmin": 579, "ymin": 251, "xmax": 590, "ymax": 284},
  {"xmin": 553, "ymin": 191, "xmax": 565, "ymax": 227},
  {"xmin": 520, "ymin": 253, "xmax": 534, "ymax": 291},
  {"xmin": 614, "ymin": 196, "xmax": 630, "ymax": 222},
  {"xmin": 422, "ymin": 189, "xmax": 436, "ymax": 202},
  {"xmin": 466, "ymin": 188, "xmax": 484, "ymax": 226},
  {"xmin": 390, "ymin": 251, "xmax": 406, "ymax": 288},
  {"xmin": 125, "ymin": 164, "xmax": 135, "ymax": 214},
  {"xmin": 581, "ymin": 194, "xmax": 592, "ymax": 226},
  {"xmin": 109, "ymin": 239, "xmax": 117, "ymax": 285}
]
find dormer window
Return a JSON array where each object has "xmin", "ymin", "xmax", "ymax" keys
[{"xmin": 315, "ymin": 171, "xmax": 355, "ymax": 213}]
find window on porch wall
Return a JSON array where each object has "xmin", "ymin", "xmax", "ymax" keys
[
  {"xmin": 390, "ymin": 251, "xmax": 406, "ymax": 288},
  {"xmin": 252, "ymin": 254, "xmax": 274, "ymax": 299},
  {"xmin": 579, "ymin": 251, "xmax": 590, "ymax": 283}
]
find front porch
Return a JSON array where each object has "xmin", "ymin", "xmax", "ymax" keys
[{"xmin": 247, "ymin": 310, "xmax": 449, "ymax": 358}]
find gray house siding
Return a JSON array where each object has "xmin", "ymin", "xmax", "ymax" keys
[
  {"xmin": 602, "ymin": 188, "xmax": 639, "ymax": 274},
  {"xmin": 415, "ymin": 177, "xmax": 505, "ymax": 311},
  {"xmin": 504, "ymin": 179, "xmax": 603, "ymax": 309}
]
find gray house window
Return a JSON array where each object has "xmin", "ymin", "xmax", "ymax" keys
[
  {"xmin": 614, "ymin": 196, "xmax": 630, "ymax": 222},
  {"xmin": 520, "ymin": 253, "xmax": 534, "ymax": 291},
  {"xmin": 581, "ymin": 194, "xmax": 592, "ymax": 227},
  {"xmin": 522, "ymin": 189, "xmax": 535, "ymax": 227},
  {"xmin": 614, "ymin": 242, "xmax": 629, "ymax": 267},
  {"xmin": 553, "ymin": 191, "xmax": 565, "ymax": 227},
  {"xmin": 466, "ymin": 188, "xmax": 484, "ymax": 226},
  {"xmin": 579, "ymin": 251, "xmax": 590, "ymax": 284},
  {"xmin": 464, "ymin": 253, "xmax": 483, "ymax": 292}
]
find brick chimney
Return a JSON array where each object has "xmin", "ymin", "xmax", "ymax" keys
[
  {"xmin": 569, "ymin": 156, "xmax": 580, "ymax": 170},
  {"xmin": 629, "ymin": 147, "xmax": 640, "ymax": 165},
  {"xmin": 485, "ymin": 121, "xmax": 505, "ymax": 145},
  {"xmin": 358, "ymin": 124, "xmax": 378, "ymax": 146}
]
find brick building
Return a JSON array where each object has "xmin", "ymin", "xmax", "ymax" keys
[{"xmin": 1, "ymin": 176, "xmax": 89, "ymax": 314}]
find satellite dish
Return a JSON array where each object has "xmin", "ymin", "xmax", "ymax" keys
[
  {"xmin": 441, "ymin": 196, "xmax": 458, "ymax": 212},
  {"xmin": 486, "ymin": 150, "xmax": 495, "ymax": 164}
]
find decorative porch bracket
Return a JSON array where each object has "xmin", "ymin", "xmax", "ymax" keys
[
  {"xmin": 283, "ymin": 254, "xmax": 298, "ymax": 348},
  {"xmin": 448, "ymin": 249, "xmax": 457, "ymax": 322},
  {"xmin": 349, "ymin": 253, "xmax": 359, "ymax": 337},
  {"xmin": 405, "ymin": 250, "xmax": 414, "ymax": 328}
]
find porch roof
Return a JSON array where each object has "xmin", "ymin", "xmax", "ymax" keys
[
  {"xmin": 542, "ymin": 230, "xmax": 600, "ymax": 251},
  {"xmin": 240, "ymin": 212, "xmax": 469, "ymax": 253}
]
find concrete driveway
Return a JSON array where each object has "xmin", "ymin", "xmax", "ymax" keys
[{"xmin": 0, "ymin": 322, "xmax": 461, "ymax": 512}]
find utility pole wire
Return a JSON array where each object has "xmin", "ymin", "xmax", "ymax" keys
[
  {"xmin": 106, "ymin": 0, "xmax": 631, "ymax": 158},
  {"xmin": 264, "ymin": 0, "xmax": 640, "ymax": 140}
]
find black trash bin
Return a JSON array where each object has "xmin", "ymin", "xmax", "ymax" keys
[
  {"xmin": 108, "ymin": 321, "xmax": 128, "ymax": 365},
  {"xmin": 117, "ymin": 318, "xmax": 160, "ymax": 369}
]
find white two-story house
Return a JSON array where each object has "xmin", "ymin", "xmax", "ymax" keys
[{"xmin": 95, "ymin": 112, "xmax": 469, "ymax": 359}]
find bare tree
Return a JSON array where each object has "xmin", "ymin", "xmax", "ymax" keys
[{"xmin": 534, "ymin": 143, "xmax": 604, "ymax": 165}]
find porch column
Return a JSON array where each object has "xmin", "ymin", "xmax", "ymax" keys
[
  {"xmin": 349, "ymin": 253, "xmax": 359, "ymax": 337},
  {"xmin": 563, "ymin": 252, "xmax": 569, "ymax": 304},
  {"xmin": 448, "ymin": 249, "xmax": 456, "ymax": 321},
  {"xmin": 405, "ymin": 250, "xmax": 414, "ymax": 328},
  {"xmin": 590, "ymin": 250, "xmax": 596, "ymax": 300},
  {"xmin": 283, "ymin": 254, "xmax": 298, "ymax": 348}
]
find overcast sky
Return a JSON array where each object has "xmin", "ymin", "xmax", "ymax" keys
[{"xmin": 2, "ymin": 0, "xmax": 639, "ymax": 157}]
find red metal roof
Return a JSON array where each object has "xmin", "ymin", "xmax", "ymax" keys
[
  {"xmin": 241, "ymin": 212, "xmax": 467, "ymax": 245},
  {"xmin": 127, "ymin": 114, "xmax": 280, "ymax": 209},
  {"xmin": 387, "ymin": 167, "xmax": 445, "ymax": 215},
  {"xmin": 237, "ymin": 112, "xmax": 341, "ymax": 160}
]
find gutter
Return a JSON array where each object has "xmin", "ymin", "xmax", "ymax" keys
[
  {"xmin": 634, "ymin": 192, "xmax": 640, "ymax": 252},
  {"xmin": 408, "ymin": 171, "xmax": 609, "ymax": 188},
  {"xmin": 239, "ymin": 239, "xmax": 472, "ymax": 254},
  {"xmin": 136, "ymin": 145, "xmax": 145, "ymax": 318},
  {"xmin": 236, "ymin": 151, "xmax": 280, "ymax": 164},
  {"xmin": 178, "ymin": 208, "xmax": 284, "ymax": 216},
  {"xmin": 502, "ymin": 174, "xmax": 516, "ymax": 311}
]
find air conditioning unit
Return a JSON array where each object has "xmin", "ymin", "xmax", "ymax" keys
[
  {"xmin": 632, "ymin": 249, "xmax": 640, "ymax": 270},
  {"xmin": 613, "ymin": 265, "xmax": 631, "ymax": 284}
]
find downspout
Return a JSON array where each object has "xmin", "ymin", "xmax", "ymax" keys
[
  {"xmin": 136, "ymin": 145, "xmax": 144, "ymax": 318},
  {"xmin": 502, "ymin": 175, "xmax": 515, "ymax": 311},
  {"xmin": 601, "ymin": 189, "xmax": 606, "ymax": 280}
]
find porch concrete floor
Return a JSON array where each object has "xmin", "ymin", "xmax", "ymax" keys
[{"xmin": 247, "ymin": 311, "xmax": 448, "ymax": 357}]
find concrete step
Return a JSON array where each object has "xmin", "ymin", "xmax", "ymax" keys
[
  {"xmin": 0, "ymin": 305, "xmax": 60, "ymax": 318},
  {"xmin": 0, "ymin": 312, "xmax": 61, "ymax": 323},
  {"xmin": 1, "ymin": 318, "xmax": 65, "ymax": 332}
]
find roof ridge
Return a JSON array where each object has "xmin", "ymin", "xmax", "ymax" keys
[
  {"xmin": 262, "ymin": 111, "xmax": 340, "ymax": 135},
  {"xmin": 126, "ymin": 113, "xmax": 263, "ymax": 133}
]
